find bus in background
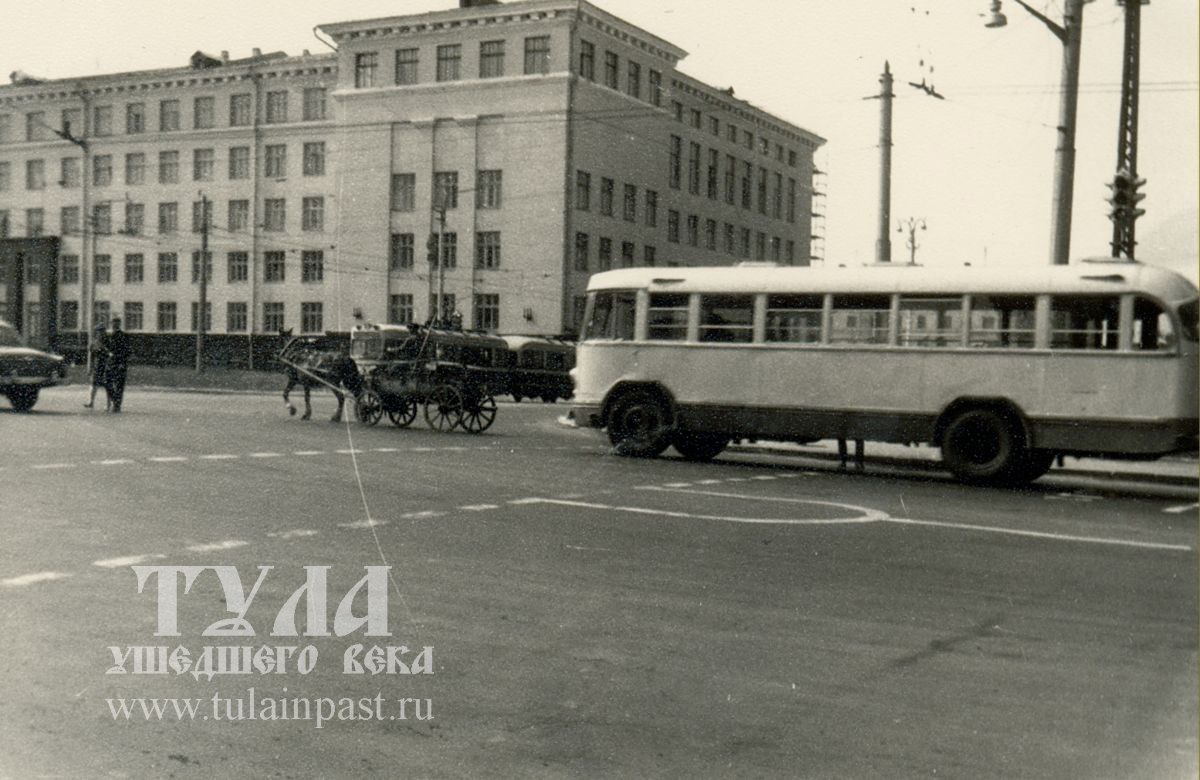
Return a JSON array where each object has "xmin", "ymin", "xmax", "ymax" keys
[
  {"xmin": 501, "ymin": 335, "xmax": 575, "ymax": 403},
  {"xmin": 569, "ymin": 259, "xmax": 1199, "ymax": 485}
]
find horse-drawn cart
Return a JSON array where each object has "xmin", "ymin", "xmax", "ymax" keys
[{"xmin": 350, "ymin": 323, "xmax": 509, "ymax": 434}]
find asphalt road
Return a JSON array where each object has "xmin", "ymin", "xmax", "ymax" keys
[{"xmin": 1, "ymin": 387, "xmax": 1196, "ymax": 778}]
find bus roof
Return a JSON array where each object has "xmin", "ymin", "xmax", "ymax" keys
[
  {"xmin": 586, "ymin": 259, "xmax": 1199, "ymax": 306},
  {"xmin": 499, "ymin": 335, "xmax": 575, "ymax": 351}
]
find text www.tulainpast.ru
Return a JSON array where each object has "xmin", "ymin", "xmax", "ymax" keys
[{"xmin": 106, "ymin": 688, "xmax": 432, "ymax": 729}]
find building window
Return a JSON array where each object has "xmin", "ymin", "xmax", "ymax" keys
[
  {"xmin": 686, "ymin": 215, "xmax": 699, "ymax": 247},
  {"xmin": 301, "ymin": 196, "xmax": 324, "ymax": 232},
  {"xmin": 303, "ymin": 141, "xmax": 326, "ymax": 176},
  {"xmin": 787, "ymin": 178, "xmax": 797, "ymax": 223},
  {"xmin": 229, "ymin": 146, "xmax": 250, "ymax": 180},
  {"xmin": 626, "ymin": 61, "xmax": 641, "ymax": 99},
  {"xmin": 668, "ymin": 135, "xmax": 681, "ymax": 189},
  {"xmin": 227, "ymin": 251, "xmax": 248, "ymax": 283},
  {"xmin": 225, "ymin": 198, "xmax": 248, "ymax": 230},
  {"xmin": 599, "ymin": 178, "xmax": 614, "ymax": 216},
  {"xmin": 0, "ymin": 162, "xmax": 8, "ymax": 192},
  {"xmin": 263, "ymin": 302, "xmax": 285, "ymax": 332},
  {"xmin": 301, "ymin": 302, "xmax": 323, "ymax": 333},
  {"xmin": 574, "ymin": 232, "xmax": 589, "ymax": 272},
  {"xmin": 92, "ymin": 203, "xmax": 112, "ymax": 235},
  {"xmin": 193, "ymin": 148, "xmax": 214, "ymax": 181},
  {"xmin": 390, "ymin": 233, "xmax": 414, "ymax": 270},
  {"xmin": 92, "ymin": 301, "xmax": 110, "ymax": 329},
  {"xmin": 93, "ymin": 105, "xmax": 113, "ymax": 136},
  {"xmin": 434, "ymin": 232, "xmax": 457, "ymax": 268},
  {"xmin": 394, "ymin": 48, "xmax": 419, "ymax": 85},
  {"xmin": 58, "ymin": 157, "xmax": 79, "ymax": 189},
  {"xmin": 389, "ymin": 294, "xmax": 414, "ymax": 325},
  {"xmin": 159, "ymin": 150, "xmax": 179, "ymax": 183},
  {"xmin": 125, "ymin": 153, "xmax": 146, "ymax": 186},
  {"xmin": 391, "ymin": 173, "xmax": 415, "ymax": 212},
  {"xmin": 355, "ymin": 52, "xmax": 379, "ymax": 88},
  {"xmin": 436, "ymin": 45, "xmax": 462, "ymax": 82},
  {"xmin": 301, "ymin": 250, "xmax": 324, "ymax": 282},
  {"xmin": 687, "ymin": 142, "xmax": 701, "ymax": 195},
  {"xmin": 0, "ymin": 210, "xmax": 8, "ymax": 237},
  {"xmin": 190, "ymin": 301, "xmax": 212, "ymax": 332},
  {"xmin": 757, "ymin": 167, "xmax": 768, "ymax": 215},
  {"xmin": 126, "ymin": 103, "xmax": 145, "ymax": 134},
  {"xmin": 157, "ymin": 202, "xmax": 178, "ymax": 234},
  {"xmin": 265, "ymin": 144, "xmax": 287, "ymax": 179},
  {"xmin": 645, "ymin": 189, "xmax": 658, "ymax": 227},
  {"xmin": 473, "ymin": 294, "xmax": 499, "ymax": 332},
  {"xmin": 157, "ymin": 302, "xmax": 177, "ymax": 332},
  {"xmin": 26, "ymin": 208, "xmax": 44, "ymax": 237},
  {"xmin": 265, "ymin": 91, "xmax": 288, "ymax": 124},
  {"xmin": 575, "ymin": 170, "xmax": 590, "ymax": 210},
  {"xmin": 124, "ymin": 253, "xmax": 144, "ymax": 284},
  {"xmin": 476, "ymin": 231, "xmax": 501, "ymax": 270},
  {"xmin": 741, "ymin": 161, "xmax": 753, "ymax": 209},
  {"xmin": 705, "ymin": 219, "xmax": 717, "ymax": 250},
  {"xmin": 124, "ymin": 202, "xmax": 144, "ymax": 235},
  {"xmin": 774, "ymin": 172, "xmax": 784, "ymax": 219},
  {"xmin": 191, "ymin": 199, "xmax": 213, "ymax": 233},
  {"xmin": 60, "ymin": 206, "xmax": 80, "ymax": 236},
  {"xmin": 579, "ymin": 40, "xmax": 595, "ymax": 80},
  {"xmin": 64, "ymin": 109, "xmax": 85, "ymax": 139},
  {"xmin": 707, "ymin": 149, "xmax": 719, "ymax": 200},
  {"xmin": 786, "ymin": 240, "xmax": 796, "ymax": 263},
  {"xmin": 429, "ymin": 293, "xmax": 456, "ymax": 323},
  {"xmin": 524, "ymin": 36, "xmax": 550, "ymax": 75},
  {"xmin": 434, "ymin": 171, "xmax": 459, "ymax": 209},
  {"xmin": 744, "ymin": 129, "xmax": 754, "ymax": 150},
  {"xmin": 623, "ymin": 183, "xmax": 637, "ymax": 222},
  {"xmin": 667, "ymin": 210, "xmax": 680, "ymax": 243},
  {"xmin": 193, "ymin": 97, "xmax": 214, "ymax": 130},
  {"xmin": 689, "ymin": 109, "xmax": 702, "ymax": 129},
  {"xmin": 480, "ymin": 40, "xmax": 505, "ymax": 78},
  {"xmin": 263, "ymin": 199, "xmax": 285, "ymax": 232},
  {"xmin": 644, "ymin": 245, "xmax": 657, "ymax": 266},
  {"xmin": 60, "ymin": 300, "xmax": 79, "ymax": 330},
  {"xmin": 303, "ymin": 87, "xmax": 327, "ymax": 120},
  {"xmin": 94, "ymin": 254, "xmax": 111, "ymax": 284},
  {"xmin": 621, "ymin": 241, "xmax": 635, "ymax": 268},
  {"xmin": 755, "ymin": 231, "xmax": 766, "ymax": 260},
  {"xmin": 725, "ymin": 155, "xmax": 737, "ymax": 205},
  {"xmin": 227, "ymin": 302, "xmax": 248, "ymax": 332},
  {"xmin": 264, "ymin": 251, "xmax": 286, "ymax": 282},
  {"xmin": 603, "ymin": 51, "xmax": 619, "ymax": 89},
  {"xmin": 191, "ymin": 250, "xmax": 212, "ymax": 284},
  {"xmin": 648, "ymin": 69, "xmax": 662, "ymax": 106},
  {"xmin": 159, "ymin": 99, "xmax": 180, "ymax": 132},
  {"xmin": 229, "ymin": 94, "xmax": 252, "ymax": 126},
  {"xmin": 597, "ymin": 237, "xmax": 612, "ymax": 271},
  {"xmin": 91, "ymin": 155, "xmax": 111, "ymax": 187},
  {"xmin": 771, "ymin": 236, "xmax": 782, "ymax": 261},
  {"xmin": 476, "ymin": 169, "xmax": 502, "ymax": 209},
  {"xmin": 157, "ymin": 252, "xmax": 177, "ymax": 283},
  {"xmin": 22, "ymin": 111, "xmax": 45, "ymax": 142}
]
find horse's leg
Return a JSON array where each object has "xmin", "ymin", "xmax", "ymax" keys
[
  {"xmin": 283, "ymin": 376, "xmax": 297, "ymax": 415},
  {"xmin": 301, "ymin": 382, "xmax": 312, "ymax": 420},
  {"xmin": 331, "ymin": 388, "xmax": 345, "ymax": 422}
]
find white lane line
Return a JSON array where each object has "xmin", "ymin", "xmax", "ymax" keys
[
  {"xmin": 293, "ymin": 450, "xmax": 324, "ymax": 456},
  {"xmin": 93, "ymin": 459, "xmax": 134, "ymax": 466},
  {"xmin": 336, "ymin": 449, "xmax": 366, "ymax": 454},
  {"xmin": 1045, "ymin": 492, "xmax": 1102, "ymax": 503},
  {"xmin": 508, "ymin": 498, "xmax": 542, "ymax": 505},
  {"xmin": 724, "ymin": 477, "xmax": 750, "ymax": 482},
  {"xmin": 147, "ymin": 456, "xmax": 188, "ymax": 463},
  {"xmin": 94, "ymin": 554, "xmax": 167, "ymax": 569},
  {"xmin": 373, "ymin": 447, "xmax": 400, "ymax": 453},
  {"xmin": 267, "ymin": 529, "xmax": 320, "ymax": 539},
  {"xmin": 1163, "ymin": 503, "xmax": 1199, "ymax": 515},
  {"xmin": 884, "ymin": 517, "xmax": 1193, "ymax": 552},
  {"xmin": 186, "ymin": 540, "xmax": 249, "ymax": 553},
  {"xmin": 200, "ymin": 454, "xmax": 239, "ymax": 461},
  {"xmin": 32, "ymin": 463, "xmax": 76, "ymax": 470},
  {"xmin": 411, "ymin": 447, "xmax": 436, "ymax": 452},
  {"xmin": 249, "ymin": 452, "xmax": 282, "ymax": 459},
  {"xmin": 521, "ymin": 497, "xmax": 880, "ymax": 526},
  {"xmin": 565, "ymin": 544, "xmax": 615, "ymax": 553},
  {"xmin": 460, "ymin": 504, "xmax": 499, "ymax": 512},
  {"xmin": 663, "ymin": 482, "xmax": 692, "ymax": 488},
  {"xmin": 696, "ymin": 479, "xmax": 723, "ymax": 485},
  {"xmin": 339, "ymin": 519, "xmax": 388, "ymax": 529},
  {"xmin": 400, "ymin": 510, "xmax": 445, "ymax": 519},
  {"xmin": 750, "ymin": 475, "xmax": 778, "ymax": 481},
  {"xmin": 638, "ymin": 487, "xmax": 891, "ymax": 523},
  {"xmin": 1, "ymin": 571, "xmax": 72, "ymax": 587}
]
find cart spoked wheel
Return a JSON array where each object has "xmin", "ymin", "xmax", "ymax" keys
[
  {"xmin": 460, "ymin": 394, "xmax": 497, "ymax": 434},
  {"xmin": 355, "ymin": 390, "xmax": 383, "ymax": 426},
  {"xmin": 387, "ymin": 398, "xmax": 419, "ymax": 428},
  {"xmin": 424, "ymin": 385, "xmax": 463, "ymax": 432}
]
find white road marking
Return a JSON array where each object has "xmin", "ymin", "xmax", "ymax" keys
[
  {"xmin": 1, "ymin": 571, "xmax": 71, "ymax": 587},
  {"xmin": 508, "ymin": 498, "xmax": 542, "ymax": 505},
  {"xmin": 1045, "ymin": 492, "xmax": 1102, "ymax": 503},
  {"xmin": 565, "ymin": 545, "xmax": 615, "ymax": 553},
  {"xmin": 400, "ymin": 510, "xmax": 445, "ymax": 519},
  {"xmin": 750, "ymin": 475, "xmax": 778, "ymax": 481},
  {"xmin": 267, "ymin": 529, "xmax": 320, "ymax": 539},
  {"xmin": 663, "ymin": 482, "xmax": 692, "ymax": 488},
  {"xmin": 883, "ymin": 517, "xmax": 1192, "ymax": 552},
  {"xmin": 338, "ymin": 519, "xmax": 387, "ymax": 529},
  {"xmin": 411, "ymin": 447, "xmax": 436, "ymax": 452},
  {"xmin": 373, "ymin": 447, "xmax": 400, "ymax": 453},
  {"xmin": 147, "ymin": 456, "xmax": 188, "ymax": 463},
  {"xmin": 200, "ymin": 454, "xmax": 239, "ymax": 460},
  {"xmin": 32, "ymin": 463, "xmax": 75, "ymax": 470},
  {"xmin": 459, "ymin": 504, "xmax": 500, "ymax": 512},
  {"xmin": 696, "ymin": 479, "xmax": 723, "ymax": 485},
  {"xmin": 1163, "ymin": 503, "xmax": 1199, "ymax": 515},
  {"xmin": 336, "ymin": 449, "xmax": 365, "ymax": 454},
  {"xmin": 293, "ymin": 450, "xmax": 324, "ymax": 456},
  {"xmin": 94, "ymin": 459, "xmax": 134, "ymax": 466},
  {"xmin": 521, "ymin": 497, "xmax": 881, "ymax": 526},
  {"xmin": 638, "ymin": 487, "xmax": 891, "ymax": 523},
  {"xmin": 249, "ymin": 452, "xmax": 282, "ymax": 459},
  {"xmin": 94, "ymin": 554, "xmax": 166, "ymax": 568},
  {"xmin": 186, "ymin": 540, "xmax": 249, "ymax": 552}
]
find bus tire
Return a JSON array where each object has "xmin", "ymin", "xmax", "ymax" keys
[
  {"xmin": 607, "ymin": 391, "xmax": 672, "ymax": 458},
  {"xmin": 672, "ymin": 433, "xmax": 728, "ymax": 461},
  {"xmin": 7, "ymin": 387, "xmax": 38, "ymax": 412},
  {"xmin": 1012, "ymin": 448, "xmax": 1056, "ymax": 483},
  {"xmin": 940, "ymin": 408, "xmax": 1025, "ymax": 484}
]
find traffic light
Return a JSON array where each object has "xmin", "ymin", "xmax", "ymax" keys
[
  {"xmin": 1106, "ymin": 168, "xmax": 1146, "ymax": 222},
  {"xmin": 426, "ymin": 233, "xmax": 439, "ymax": 267}
]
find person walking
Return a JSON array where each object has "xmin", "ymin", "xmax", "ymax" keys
[
  {"xmin": 84, "ymin": 323, "xmax": 110, "ymax": 410},
  {"xmin": 105, "ymin": 317, "xmax": 131, "ymax": 413}
]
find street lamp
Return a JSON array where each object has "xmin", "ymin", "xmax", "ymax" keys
[{"xmin": 986, "ymin": 0, "xmax": 1087, "ymax": 266}]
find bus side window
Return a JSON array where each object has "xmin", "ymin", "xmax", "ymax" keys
[
  {"xmin": 698, "ymin": 295, "xmax": 754, "ymax": 343},
  {"xmin": 829, "ymin": 295, "xmax": 890, "ymax": 344},
  {"xmin": 898, "ymin": 296, "xmax": 962, "ymax": 347},
  {"xmin": 969, "ymin": 295, "xmax": 1036, "ymax": 348},
  {"xmin": 581, "ymin": 291, "xmax": 637, "ymax": 340},
  {"xmin": 647, "ymin": 293, "xmax": 690, "ymax": 340},
  {"xmin": 1132, "ymin": 297, "xmax": 1176, "ymax": 351},
  {"xmin": 765, "ymin": 294, "xmax": 822, "ymax": 343},
  {"xmin": 546, "ymin": 351, "xmax": 566, "ymax": 370},
  {"xmin": 1050, "ymin": 296, "xmax": 1120, "ymax": 350}
]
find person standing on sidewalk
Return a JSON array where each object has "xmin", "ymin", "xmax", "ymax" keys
[
  {"xmin": 105, "ymin": 317, "xmax": 130, "ymax": 413},
  {"xmin": 84, "ymin": 323, "xmax": 110, "ymax": 410}
]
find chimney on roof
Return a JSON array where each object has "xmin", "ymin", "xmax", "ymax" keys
[
  {"xmin": 460, "ymin": 0, "xmax": 501, "ymax": 7},
  {"xmin": 252, "ymin": 47, "xmax": 262, "ymax": 57},
  {"xmin": 221, "ymin": 50, "xmax": 229, "ymax": 63},
  {"xmin": 9, "ymin": 70, "xmax": 46, "ymax": 85}
]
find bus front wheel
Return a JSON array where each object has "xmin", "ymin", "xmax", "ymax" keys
[
  {"xmin": 941, "ymin": 408, "xmax": 1026, "ymax": 485},
  {"xmin": 607, "ymin": 392, "xmax": 672, "ymax": 458},
  {"xmin": 672, "ymin": 433, "xmax": 728, "ymax": 461}
]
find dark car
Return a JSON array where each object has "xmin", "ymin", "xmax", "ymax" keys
[{"xmin": 0, "ymin": 319, "xmax": 67, "ymax": 411}]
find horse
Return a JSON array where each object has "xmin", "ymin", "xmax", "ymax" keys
[{"xmin": 277, "ymin": 331, "xmax": 364, "ymax": 422}]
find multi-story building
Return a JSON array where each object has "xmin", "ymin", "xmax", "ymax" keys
[{"xmin": 0, "ymin": 0, "xmax": 823, "ymax": 359}]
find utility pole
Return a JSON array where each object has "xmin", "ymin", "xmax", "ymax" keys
[
  {"xmin": 898, "ymin": 217, "xmax": 926, "ymax": 265},
  {"xmin": 196, "ymin": 194, "xmax": 209, "ymax": 372},
  {"xmin": 430, "ymin": 202, "xmax": 447, "ymax": 327},
  {"xmin": 986, "ymin": 0, "xmax": 1086, "ymax": 265},
  {"xmin": 1109, "ymin": 0, "xmax": 1148, "ymax": 259},
  {"xmin": 51, "ymin": 108, "xmax": 91, "ymax": 368},
  {"xmin": 869, "ymin": 61, "xmax": 894, "ymax": 264}
]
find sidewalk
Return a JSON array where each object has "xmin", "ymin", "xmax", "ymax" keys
[{"xmin": 728, "ymin": 439, "xmax": 1198, "ymax": 487}]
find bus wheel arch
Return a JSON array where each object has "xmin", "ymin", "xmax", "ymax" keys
[
  {"xmin": 935, "ymin": 398, "xmax": 1034, "ymax": 484},
  {"xmin": 603, "ymin": 383, "xmax": 676, "ymax": 458}
]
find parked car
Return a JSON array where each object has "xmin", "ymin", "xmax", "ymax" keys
[{"xmin": 0, "ymin": 319, "xmax": 67, "ymax": 411}]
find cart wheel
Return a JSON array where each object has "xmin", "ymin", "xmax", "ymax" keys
[
  {"xmin": 388, "ymin": 398, "xmax": 418, "ymax": 428},
  {"xmin": 355, "ymin": 390, "xmax": 383, "ymax": 426},
  {"xmin": 424, "ymin": 385, "xmax": 463, "ymax": 432},
  {"xmin": 461, "ymin": 394, "xmax": 497, "ymax": 434}
]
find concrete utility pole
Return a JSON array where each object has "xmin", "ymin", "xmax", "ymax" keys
[
  {"xmin": 986, "ymin": 0, "xmax": 1087, "ymax": 265},
  {"xmin": 428, "ymin": 202, "xmax": 448, "ymax": 327},
  {"xmin": 196, "ymin": 193, "xmax": 209, "ymax": 372},
  {"xmin": 898, "ymin": 217, "xmax": 926, "ymax": 265},
  {"xmin": 871, "ymin": 62, "xmax": 894, "ymax": 264},
  {"xmin": 1109, "ymin": 0, "xmax": 1148, "ymax": 259},
  {"xmin": 51, "ymin": 106, "xmax": 91, "ymax": 368}
]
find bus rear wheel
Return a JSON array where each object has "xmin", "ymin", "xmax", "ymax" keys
[
  {"xmin": 672, "ymin": 433, "xmax": 728, "ymax": 461},
  {"xmin": 7, "ymin": 387, "xmax": 38, "ymax": 412},
  {"xmin": 607, "ymin": 392, "xmax": 672, "ymax": 458},
  {"xmin": 941, "ymin": 408, "xmax": 1026, "ymax": 485}
]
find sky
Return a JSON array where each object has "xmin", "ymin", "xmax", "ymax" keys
[{"xmin": 2, "ymin": 0, "xmax": 1196, "ymax": 278}]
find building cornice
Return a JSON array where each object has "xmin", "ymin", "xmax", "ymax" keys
[{"xmin": 671, "ymin": 72, "xmax": 826, "ymax": 149}]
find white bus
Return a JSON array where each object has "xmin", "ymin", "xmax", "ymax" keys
[{"xmin": 569, "ymin": 259, "xmax": 1199, "ymax": 484}]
